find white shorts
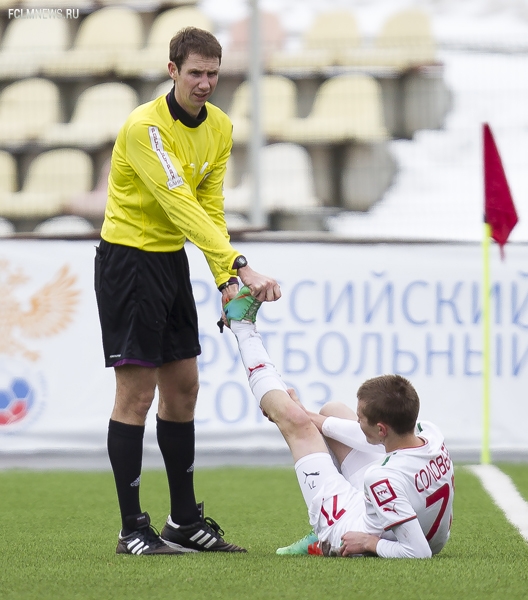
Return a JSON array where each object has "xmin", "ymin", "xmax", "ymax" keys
[{"xmin": 300, "ymin": 455, "xmax": 382, "ymax": 549}]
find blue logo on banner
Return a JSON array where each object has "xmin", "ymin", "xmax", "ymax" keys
[{"xmin": 0, "ymin": 361, "xmax": 45, "ymax": 430}]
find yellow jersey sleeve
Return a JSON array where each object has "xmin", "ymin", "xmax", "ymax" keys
[
  {"xmin": 196, "ymin": 125, "xmax": 234, "ymax": 283},
  {"xmin": 104, "ymin": 107, "xmax": 240, "ymax": 287}
]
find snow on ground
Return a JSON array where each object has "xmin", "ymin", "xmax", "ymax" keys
[{"xmin": 200, "ymin": 0, "xmax": 528, "ymax": 241}]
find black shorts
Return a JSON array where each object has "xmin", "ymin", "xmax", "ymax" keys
[{"xmin": 94, "ymin": 240, "xmax": 201, "ymax": 368}]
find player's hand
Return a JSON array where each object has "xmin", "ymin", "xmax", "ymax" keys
[
  {"xmin": 287, "ymin": 388, "xmax": 307, "ymax": 412},
  {"xmin": 237, "ymin": 265, "xmax": 281, "ymax": 302},
  {"xmin": 340, "ymin": 532, "xmax": 379, "ymax": 557}
]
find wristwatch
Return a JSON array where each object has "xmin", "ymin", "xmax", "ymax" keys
[{"xmin": 232, "ymin": 255, "xmax": 248, "ymax": 270}]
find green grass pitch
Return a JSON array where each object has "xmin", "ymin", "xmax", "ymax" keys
[{"xmin": 1, "ymin": 464, "xmax": 527, "ymax": 600}]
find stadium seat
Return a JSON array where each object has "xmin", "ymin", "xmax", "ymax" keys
[
  {"xmin": 33, "ymin": 215, "xmax": 95, "ymax": 235},
  {"xmin": 0, "ymin": 16, "xmax": 69, "ymax": 79},
  {"xmin": 0, "ymin": 217, "xmax": 15, "ymax": 236},
  {"xmin": 221, "ymin": 11, "xmax": 285, "ymax": 74},
  {"xmin": 42, "ymin": 6, "xmax": 144, "ymax": 77},
  {"xmin": 228, "ymin": 75, "xmax": 297, "ymax": 144},
  {"xmin": 0, "ymin": 151, "xmax": 17, "ymax": 231},
  {"xmin": 151, "ymin": 79, "xmax": 174, "ymax": 100},
  {"xmin": 0, "ymin": 78, "xmax": 61, "ymax": 146},
  {"xmin": 115, "ymin": 7, "xmax": 213, "ymax": 78},
  {"xmin": 269, "ymin": 10, "xmax": 360, "ymax": 72},
  {"xmin": 41, "ymin": 83, "xmax": 139, "ymax": 147},
  {"xmin": 279, "ymin": 74, "xmax": 388, "ymax": 143},
  {"xmin": 98, "ymin": 0, "xmax": 197, "ymax": 5},
  {"xmin": 0, "ymin": 151, "xmax": 17, "ymax": 194},
  {"xmin": 20, "ymin": 0, "xmax": 93, "ymax": 6},
  {"xmin": 338, "ymin": 8, "xmax": 436, "ymax": 70},
  {"xmin": 224, "ymin": 143, "xmax": 320, "ymax": 213},
  {"xmin": 67, "ymin": 157, "xmax": 110, "ymax": 218},
  {"xmin": 0, "ymin": 149, "xmax": 93, "ymax": 219}
]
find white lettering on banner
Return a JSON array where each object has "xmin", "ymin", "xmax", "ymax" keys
[{"xmin": 148, "ymin": 126, "xmax": 184, "ymax": 190}]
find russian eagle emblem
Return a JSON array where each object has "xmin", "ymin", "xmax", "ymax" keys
[{"xmin": 0, "ymin": 260, "xmax": 80, "ymax": 361}]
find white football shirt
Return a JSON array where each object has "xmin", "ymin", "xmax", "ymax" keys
[{"xmin": 361, "ymin": 420, "xmax": 454, "ymax": 556}]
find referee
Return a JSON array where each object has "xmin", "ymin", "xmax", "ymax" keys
[{"xmin": 95, "ymin": 27, "xmax": 280, "ymax": 555}]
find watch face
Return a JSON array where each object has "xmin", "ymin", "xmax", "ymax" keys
[{"xmin": 234, "ymin": 255, "xmax": 247, "ymax": 269}]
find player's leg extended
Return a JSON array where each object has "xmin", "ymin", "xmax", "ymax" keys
[
  {"xmin": 226, "ymin": 288, "xmax": 340, "ymax": 524},
  {"xmin": 226, "ymin": 287, "xmax": 327, "ymax": 462}
]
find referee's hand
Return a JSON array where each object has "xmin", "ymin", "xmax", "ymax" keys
[{"xmin": 238, "ymin": 265, "xmax": 281, "ymax": 302}]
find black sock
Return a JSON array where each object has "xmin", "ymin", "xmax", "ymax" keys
[
  {"xmin": 107, "ymin": 419, "xmax": 144, "ymax": 534},
  {"xmin": 156, "ymin": 415, "xmax": 200, "ymax": 525}
]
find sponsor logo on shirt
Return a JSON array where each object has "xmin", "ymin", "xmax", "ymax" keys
[
  {"xmin": 148, "ymin": 126, "xmax": 184, "ymax": 190},
  {"xmin": 370, "ymin": 479, "xmax": 397, "ymax": 506}
]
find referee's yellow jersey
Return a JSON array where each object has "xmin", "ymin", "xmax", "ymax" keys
[{"xmin": 101, "ymin": 92, "xmax": 240, "ymax": 287}]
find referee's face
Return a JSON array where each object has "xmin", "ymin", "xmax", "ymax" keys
[{"xmin": 169, "ymin": 53, "xmax": 220, "ymax": 118}]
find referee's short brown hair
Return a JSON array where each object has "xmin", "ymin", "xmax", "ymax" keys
[{"xmin": 169, "ymin": 27, "xmax": 222, "ymax": 72}]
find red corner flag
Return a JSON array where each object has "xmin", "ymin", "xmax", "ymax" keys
[{"xmin": 483, "ymin": 123, "xmax": 518, "ymax": 259}]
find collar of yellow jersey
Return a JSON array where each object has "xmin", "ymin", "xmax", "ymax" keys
[{"xmin": 166, "ymin": 86, "xmax": 207, "ymax": 128}]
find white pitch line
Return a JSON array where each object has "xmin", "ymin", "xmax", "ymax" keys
[{"xmin": 468, "ymin": 464, "xmax": 528, "ymax": 542}]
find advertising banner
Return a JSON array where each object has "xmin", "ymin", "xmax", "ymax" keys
[{"xmin": 0, "ymin": 240, "xmax": 526, "ymax": 458}]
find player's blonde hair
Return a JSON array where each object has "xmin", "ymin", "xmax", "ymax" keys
[{"xmin": 357, "ymin": 374, "xmax": 419, "ymax": 435}]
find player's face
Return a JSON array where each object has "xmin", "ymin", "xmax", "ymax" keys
[
  {"xmin": 356, "ymin": 400, "xmax": 381, "ymax": 445},
  {"xmin": 169, "ymin": 53, "xmax": 219, "ymax": 118}
]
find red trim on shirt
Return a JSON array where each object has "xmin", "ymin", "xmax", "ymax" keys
[{"xmin": 384, "ymin": 515, "xmax": 417, "ymax": 531}]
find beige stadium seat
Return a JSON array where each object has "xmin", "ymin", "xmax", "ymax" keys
[
  {"xmin": 98, "ymin": 0, "xmax": 197, "ymax": 5},
  {"xmin": 67, "ymin": 157, "xmax": 110, "ymax": 218},
  {"xmin": 338, "ymin": 8, "xmax": 436, "ymax": 70},
  {"xmin": 0, "ymin": 217, "xmax": 15, "ymax": 236},
  {"xmin": 42, "ymin": 83, "xmax": 139, "ymax": 147},
  {"xmin": 0, "ymin": 78, "xmax": 60, "ymax": 145},
  {"xmin": 21, "ymin": 0, "xmax": 93, "ymax": 6},
  {"xmin": 0, "ymin": 149, "xmax": 93, "ymax": 218},
  {"xmin": 270, "ymin": 10, "xmax": 360, "ymax": 72},
  {"xmin": 0, "ymin": 151, "xmax": 17, "ymax": 194},
  {"xmin": 115, "ymin": 7, "xmax": 213, "ymax": 78},
  {"xmin": 224, "ymin": 143, "xmax": 320, "ymax": 213},
  {"xmin": 222, "ymin": 11, "xmax": 285, "ymax": 74},
  {"xmin": 42, "ymin": 6, "xmax": 144, "ymax": 77},
  {"xmin": 0, "ymin": 151, "xmax": 17, "ymax": 229},
  {"xmin": 229, "ymin": 75, "xmax": 297, "ymax": 144},
  {"xmin": 279, "ymin": 74, "xmax": 388, "ymax": 143},
  {"xmin": 0, "ymin": 17, "xmax": 69, "ymax": 79},
  {"xmin": 151, "ymin": 79, "xmax": 174, "ymax": 100},
  {"xmin": 33, "ymin": 215, "xmax": 95, "ymax": 235}
]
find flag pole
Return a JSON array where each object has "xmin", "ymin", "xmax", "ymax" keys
[
  {"xmin": 481, "ymin": 221, "xmax": 491, "ymax": 465},
  {"xmin": 481, "ymin": 122, "xmax": 519, "ymax": 466}
]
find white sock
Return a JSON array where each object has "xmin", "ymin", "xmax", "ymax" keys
[
  {"xmin": 231, "ymin": 320, "xmax": 288, "ymax": 403},
  {"xmin": 294, "ymin": 452, "xmax": 335, "ymax": 508}
]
